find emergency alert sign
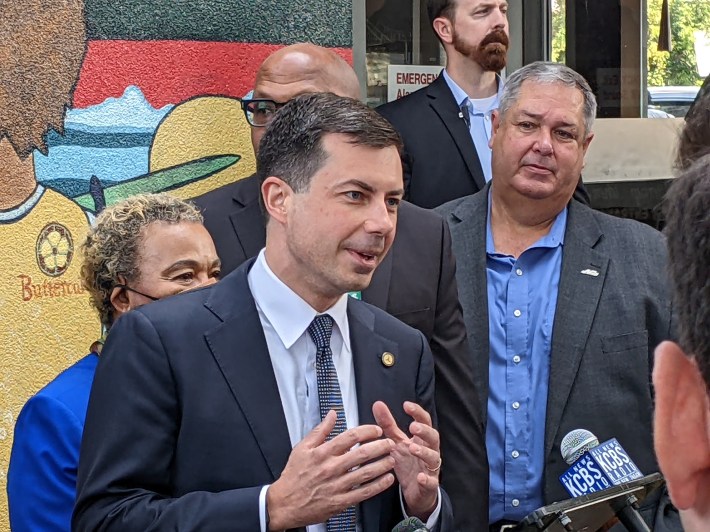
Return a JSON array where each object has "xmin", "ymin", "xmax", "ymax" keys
[{"xmin": 387, "ymin": 65, "xmax": 442, "ymax": 102}]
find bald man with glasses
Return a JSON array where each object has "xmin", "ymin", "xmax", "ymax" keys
[{"xmin": 193, "ymin": 43, "xmax": 489, "ymax": 530}]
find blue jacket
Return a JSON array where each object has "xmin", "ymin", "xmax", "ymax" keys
[{"xmin": 8, "ymin": 354, "xmax": 98, "ymax": 532}]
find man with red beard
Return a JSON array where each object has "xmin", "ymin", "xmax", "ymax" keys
[
  {"xmin": 378, "ymin": 0, "xmax": 510, "ymax": 209},
  {"xmin": 378, "ymin": 1, "xmax": 588, "ymax": 210}
]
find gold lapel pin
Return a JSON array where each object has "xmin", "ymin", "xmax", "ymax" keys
[{"xmin": 381, "ymin": 352, "xmax": 395, "ymax": 367}]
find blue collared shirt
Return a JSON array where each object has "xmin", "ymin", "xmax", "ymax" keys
[
  {"xmin": 485, "ymin": 194, "xmax": 568, "ymax": 523},
  {"xmin": 442, "ymin": 69, "xmax": 503, "ymax": 183}
]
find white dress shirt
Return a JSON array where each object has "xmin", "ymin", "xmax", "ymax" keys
[
  {"xmin": 249, "ymin": 250, "xmax": 356, "ymax": 532},
  {"xmin": 248, "ymin": 250, "xmax": 440, "ymax": 531}
]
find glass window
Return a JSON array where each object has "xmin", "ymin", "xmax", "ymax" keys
[
  {"xmin": 646, "ymin": 0, "xmax": 709, "ymax": 118},
  {"xmin": 550, "ymin": 0, "xmax": 709, "ymax": 118},
  {"xmin": 364, "ymin": 0, "xmax": 444, "ymax": 106}
]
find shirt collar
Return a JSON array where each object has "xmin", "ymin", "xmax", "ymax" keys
[
  {"xmin": 485, "ymin": 188, "xmax": 568, "ymax": 255},
  {"xmin": 442, "ymin": 68, "xmax": 503, "ymax": 112},
  {"xmin": 248, "ymin": 250, "xmax": 351, "ymax": 351}
]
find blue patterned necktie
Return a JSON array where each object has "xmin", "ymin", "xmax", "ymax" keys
[{"xmin": 307, "ymin": 314, "xmax": 357, "ymax": 532}]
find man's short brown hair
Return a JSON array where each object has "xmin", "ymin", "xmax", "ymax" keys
[{"xmin": 427, "ymin": 0, "xmax": 457, "ymax": 25}]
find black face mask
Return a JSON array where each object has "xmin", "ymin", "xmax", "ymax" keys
[{"xmin": 114, "ymin": 284, "xmax": 159, "ymax": 301}]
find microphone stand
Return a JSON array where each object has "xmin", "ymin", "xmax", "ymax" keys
[{"xmin": 614, "ymin": 495, "xmax": 651, "ymax": 532}]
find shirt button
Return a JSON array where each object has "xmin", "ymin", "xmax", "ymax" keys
[
  {"xmin": 512, "ymin": 499, "xmax": 520, "ymax": 507},
  {"xmin": 513, "ymin": 355, "xmax": 521, "ymax": 363},
  {"xmin": 516, "ymin": 268, "xmax": 523, "ymax": 276},
  {"xmin": 485, "ymin": 115, "xmax": 490, "ymax": 121},
  {"xmin": 512, "ymin": 450, "xmax": 520, "ymax": 458},
  {"xmin": 512, "ymin": 401, "xmax": 520, "ymax": 410},
  {"xmin": 513, "ymin": 309, "xmax": 522, "ymax": 317}
]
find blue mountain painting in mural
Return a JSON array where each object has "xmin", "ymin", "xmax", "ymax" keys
[{"xmin": 35, "ymin": 86, "xmax": 173, "ymax": 198}]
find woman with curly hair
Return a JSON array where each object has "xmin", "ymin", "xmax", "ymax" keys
[{"xmin": 7, "ymin": 193, "xmax": 220, "ymax": 532}]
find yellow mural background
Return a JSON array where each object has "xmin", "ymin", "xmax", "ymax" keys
[
  {"xmin": 0, "ymin": 99, "xmax": 255, "ymax": 532},
  {"xmin": 151, "ymin": 96, "xmax": 256, "ymax": 199},
  {"xmin": 0, "ymin": 189, "xmax": 101, "ymax": 528}
]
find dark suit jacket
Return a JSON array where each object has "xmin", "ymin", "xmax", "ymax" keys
[
  {"xmin": 377, "ymin": 74, "xmax": 590, "ymax": 209},
  {"xmin": 193, "ymin": 176, "xmax": 488, "ymax": 530},
  {"xmin": 73, "ymin": 261, "xmax": 454, "ymax": 531},
  {"xmin": 436, "ymin": 188, "xmax": 681, "ymax": 530}
]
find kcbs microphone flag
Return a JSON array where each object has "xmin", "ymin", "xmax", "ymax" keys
[{"xmin": 559, "ymin": 438, "xmax": 643, "ymax": 497}]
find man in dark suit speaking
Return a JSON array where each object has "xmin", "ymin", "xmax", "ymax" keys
[
  {"xmin": 73, "ymin": 94, "xmax": 453, "ymax": 531},
  {"xmin": 194, "ymin": 43, "xmax": 488, "ymax": 530},
  {"xmin": 437, "ymin": 62, "xmax": 679, "ymax": 531}
]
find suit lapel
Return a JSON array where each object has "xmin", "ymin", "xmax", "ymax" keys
[
  {"xmin": 544, "ymin": 202, "xmax": 608, "ymax": 461},
  {"xmin": 229, "ymin": 175, "xmax": 267, "ymax": 259},
  {"xmin": 204, "ymin": 262, "xmax": 292, "ymax": 479},
  {"xmin": 348, "ymin": 300, "xmax": 401, "ymax": 532},
  {"xmin": 448, "ymin": 190, "xmax": 490, "ymax": 421},
  {"xmin": 426, "ymin": 75, "xmax": 487, "ymax": 191}
]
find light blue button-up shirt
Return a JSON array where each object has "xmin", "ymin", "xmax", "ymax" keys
[
  {"xmin": 442, "ymin": 69, "xmax": 504, "ymax": 183},
  {"xmin": 485, "ymin": 194, "xmax": 567, "ymax": 523}
]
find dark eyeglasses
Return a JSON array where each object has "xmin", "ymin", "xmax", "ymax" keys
[
  {"xmin": 240, "ymin": 98, "xmax": 288, "ymax": 127},
  {"xmin": 115, "ymin": 284, "xmax": 159, "ymax": 301}
]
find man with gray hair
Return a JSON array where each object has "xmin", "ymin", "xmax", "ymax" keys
[{"xmin": 436, "ymin": 61, "xmax": 679, "ymax": 530}]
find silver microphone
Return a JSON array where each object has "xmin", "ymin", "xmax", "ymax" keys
[{"xmin": 560, "ymin": 428, "xmax": 600, "ymax": 465}]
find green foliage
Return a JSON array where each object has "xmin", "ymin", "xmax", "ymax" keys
[
  {"xmin": 551, "ymin": 0, "xmax": 566, "ymax": 64},
  {"xmin": 647, "ymin": 0, "xmax": 710, "ymax": 87},
  {"xmin": 551, "ymin": 0, "xmax": 709, "ymax": 86}
]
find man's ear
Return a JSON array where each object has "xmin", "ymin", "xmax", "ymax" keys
[
  {"xmin": 432, "ymin": 16, "xmax": 454, "ymax": 45},
  {"xmin": 261, "ymin": 176, "xmax": 292, "ymax": 224},
  {"xmin": 653, "ymin": 341, "xmax": 710, "ymax": 510},
  {"xmin": 581, "ymin": 132, "xmax": 594, "ymax": 155},
  {"xmin": 109, "ymin": 275, "xmax": 130, "ymax": 317},
  {"xmin": 489, "ymin": 110, "xmax": 501, "ymax": 149}
]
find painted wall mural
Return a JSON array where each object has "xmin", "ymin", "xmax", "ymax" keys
[{"xmin": 0, "ymin": 0, "xmax": 352, "ymax": 528}]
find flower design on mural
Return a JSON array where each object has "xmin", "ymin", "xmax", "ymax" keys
[{"xmin": 35, "ymin": 223, "xmax": 75, "ymax": 277}]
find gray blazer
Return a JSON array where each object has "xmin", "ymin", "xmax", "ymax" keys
[{"xmin": 437, "ymin": 186, "xmax": 680, "ymax": 530}]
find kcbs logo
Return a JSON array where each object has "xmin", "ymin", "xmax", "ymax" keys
[
  {"xmin": 560, "ymin": 457, "xmax": 611, "ymax": 497},
  {"xmin": 559, "ymin": 438, "xmax": 643, "ymax": 498},
  {"xmin": 590, "ymin": 441, "xmax": 640, "ymax": 483}
]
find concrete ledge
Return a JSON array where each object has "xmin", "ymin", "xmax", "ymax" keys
[{"xmin": 584, "ymin": 118, "xmax": 683, "ymax": 184}]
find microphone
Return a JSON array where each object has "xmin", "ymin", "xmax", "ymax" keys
[
  {"xmin": 559, "ymin": 429, "xmax": 643, "ymax": 497},
  {"xmin": 391, "ymin": 516, "xmax": 429, "ymax": 532},
  {"xmin": 561, "ymin": 428, "xmax": 599, "ymax": 465},
  {"xmin": 559, "ymin": 429, "xmax": 650, "ymax": 532}
]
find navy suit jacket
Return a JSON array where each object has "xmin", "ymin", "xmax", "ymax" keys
[
  {"xmin": 194, "ymin": 175, "xmax": 489, "ymax": 529},
  {"xmin": 73, "ymin": 260, "xmax": 454, "ymax": 532}
]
